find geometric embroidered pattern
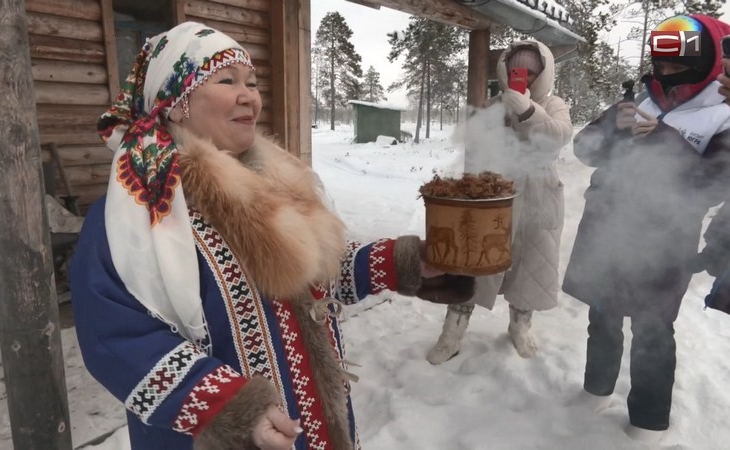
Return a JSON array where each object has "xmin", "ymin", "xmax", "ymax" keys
[
  {"xmin": 368, "ymin": 239, "xmax": 395, "ymax": 294},
  {"xmin": 125, "ymin": 341, "xmax": 205, "ymax": 424},
  {"xmin": 173, "ymin": 365, "xmax": 245, "ymax": 435},
  {"xmin": 189, "ymin": 210, "xmax": 287, "ymax": 410},
  {"xmin": 338, "ymin": 240, "xmax": 363, "ymax": 304},
  {"xmin": 274, "ymin": 301, "xmax": 330, "ymax": 450}
]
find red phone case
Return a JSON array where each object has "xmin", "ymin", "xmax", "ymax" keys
[{"xmin": 508, "ymin": 67, "xmax": 528, "ymax": 94}]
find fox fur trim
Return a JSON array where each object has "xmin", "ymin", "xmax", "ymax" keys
[
  {"xmin": 193, "ymin": 376, "xmax": 279, "ymax": 450},
  {"xmin": 173, "ymin": 126, "xmax": 347, "ymax": 299}
]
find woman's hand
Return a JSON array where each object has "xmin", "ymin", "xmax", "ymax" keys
[{"xmin": 252, "ymin": 406, "xmax": 302, "ymax": 450}]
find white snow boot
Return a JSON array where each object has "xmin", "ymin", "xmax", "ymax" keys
[
  {"xmin": 508, "ymin": 305, "xmax": 537, "ymax": 358},
  {"xmin": 427, "ymin": 304, "xmax": 474, "ymax": 365},
  {"xmin": 570, "ymin": 389, "xmax": 616, "ymax": 414}
]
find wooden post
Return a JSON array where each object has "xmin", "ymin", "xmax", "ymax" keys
[
  {"xmin": 466, "ymin": 28, "xmax": 489, "ymax": 109},
  {"xmin": 0, "ymin": 1, "xmax": 73, "ymax": 449},
  {"xmin": 465, "ymin": 28, "xmax": 490, "ymax": 174}
]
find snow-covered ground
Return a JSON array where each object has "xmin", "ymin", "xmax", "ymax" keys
[{"xmin": 2, "ymin": 122, "xmax": 729, "ymax": 450}]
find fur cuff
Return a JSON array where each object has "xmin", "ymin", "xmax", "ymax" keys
[
  {"xmin": 194, "ymin": 376, "xmax": 279, "ymax": 450},
  {"xmin": 394, "ymin": 235, "xmax": 422, "ymax": 296},
  {"xmin": 416, "ymin": 274, "xmax": 476, "ymax": 304}
]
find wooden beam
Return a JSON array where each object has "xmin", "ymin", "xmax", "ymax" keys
[
  {"xmin": 100, "ymin": 0, "xmax": 120, "ymax": 98},
  {"xmin": 25, "ymin": 0, "xmax": 102, "ymax": 21},
  {"xmin": 298, "ymin": 0, "xmax": 312, "ymax": 166},
  {"xmin": 345, "ymin": 0, "xmax": 381, "ymax": 9},
  {"xmin": 172, "ymin": 0, "xmax": 186, "ymax": 24},
  {"xmin": 269, "ymin": 0, "xmax": 287, "ymax": 149},
  {"xmin": 0, "ymin": 1, "xmax": 72, "ymax": 448},
  {"xmin": 467, "ymin": 28, "xmax": 489, "ymax": 108},
  {"xmin": 349, "ymin": 0, "xmax": 492, "ymax": 30}
]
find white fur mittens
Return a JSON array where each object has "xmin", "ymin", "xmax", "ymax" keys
[{"xmin": 501, "ymin": 88, "xmax": 532, "ymax": 116}]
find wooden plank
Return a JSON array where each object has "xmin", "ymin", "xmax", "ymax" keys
[
  {"xmin": 244, "ymin": 42, "xmax": 269, "ymax": 61},
  {"xmin": 32, "ymin": 59, "xmax": 107, "ymax": 84},
  {"xmin": 73, "ymin": 183, "xmax": 108, "ymax": 211},
  {"xmin": 184, "ymin": 16, "xmax": 269, "ymax": 44},
  {"xmin": 25, "ymin": 0, "xmax": 102, "ymax": 22},
  {"xmin": 346, "ymin": 0, "xmax": 493, "ymax": 30},
  {"xmin": 34, "ymin": 81, "xmax": 110, "ymax": 105},
  {"xmin": 56, "ymin": 145, "xmax": 112, "ymax": 167},
  {"xmin": 36, "ymin": 104, "xmax": 107, "ymax": 128},
  {"xmin": 269, "ymin": 0, "xmax": 287, "ymax": 149},
  {"xmin": 26, "ymin": 12, "xmax": 103, "ymax": 42},
  {"xmin": 208, "ymin": 0, "xmax": 269, "ymax": 13},
  {"xmin": 100, "ymin": 0, "xmax": 120, "ymax": 97},
  {"xmin": 184, "ymin": 0, "xmax": 269, "ymax": 28},
  {"xmin": 29, "ymin": 34, "xmax": 105, "ymax": 63},
  {"xmin": 39, "ymin": 127, "xmax": 104, "ymax": 145},
  {"xmin": 57, "ymin": 163, "xmax": 110, "ymax": 187},
  {"xmin": 172, "ymin": 0, "xmax": 187, "ymax": 24},
  {"xmin": 297, "ymin": 0, "xmax": 311, "ymax": 164},
  {"xmin": 0, "ymin": 1, "xmax": 73, "ymax": 448}
]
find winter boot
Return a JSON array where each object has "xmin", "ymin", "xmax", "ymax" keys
[
  {"xmin": 426, "ymin": 303, "xmax": 474, "ymax": 365},
  {"xmin": 508, "ymin": 305, "xmax": 537, "ymax": 358},
  {"xmin": 625, "ymin": 424, "xmax": 664, "ymax": 446}
]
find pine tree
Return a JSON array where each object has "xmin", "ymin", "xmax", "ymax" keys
[
  {"xmin": 363, "ymin": 66, "xmax": 386, "ymax": 103},
  {"xmin": 314, "ymin": 12, "xmax": 364, "ymax": 130},
  {"xmin": 388, "ymin": 17, "xmax": 466, "ymax": 143},
  {"xmin": 555, "ymin": 0, "xmax": 622, "ymax": 123}
]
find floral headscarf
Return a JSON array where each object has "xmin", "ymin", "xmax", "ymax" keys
[{"xmin": 98, "ymin": 22, "xmax": 254, "ymax": 343}]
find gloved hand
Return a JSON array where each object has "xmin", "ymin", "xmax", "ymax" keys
[
  {"xmin": 416, "ymin": 274, "xmax": 475, "ymax": 305},
  {"xmin": 501, "ymin": 88, "xmax": 532, "ymax": 116}
]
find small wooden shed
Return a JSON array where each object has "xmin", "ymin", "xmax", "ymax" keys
[{"xmin": 349, "ymin": 100, "xmax": 404, "ymax": 144}]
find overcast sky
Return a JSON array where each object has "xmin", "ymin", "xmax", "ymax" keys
[{"xmin": 310, "ymin": 1, "xmax": 730, "ymax": 106}]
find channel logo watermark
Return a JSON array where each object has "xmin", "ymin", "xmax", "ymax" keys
[{"xmin": 650, "ymin": 15, "xmax": 702, "ymax": 57}]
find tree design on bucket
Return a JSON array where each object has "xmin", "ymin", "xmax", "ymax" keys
[{"xmin": 458, "ymin": 209, "xmax": 478, "ymax": 266}]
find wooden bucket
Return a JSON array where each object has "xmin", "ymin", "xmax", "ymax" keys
[{"xmin": 423, "ymin": 194, "xmax": 516, "ymax": 276}]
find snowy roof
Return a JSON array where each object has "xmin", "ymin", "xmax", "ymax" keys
[
  {"xmin": 462, "ymin": 0, "xmax": 585, "ymax": 47},
  {"xmin": 347, "ymin": 100, "xmax": 407, "ymax": 111}
]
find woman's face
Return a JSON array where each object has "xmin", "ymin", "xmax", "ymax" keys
[{"xmin": 179, "ymin": 63, "xmax": 262, "ymax": 154}]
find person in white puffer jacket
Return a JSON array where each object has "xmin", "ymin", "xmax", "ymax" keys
[{"xmin": 427, "ymin": 39, "xmax": 573, "ymax": 363}]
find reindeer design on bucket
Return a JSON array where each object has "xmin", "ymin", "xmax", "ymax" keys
[
  {"xmin": 427, "ymin": 225, "xmax": 459, "ymax": 265},
  {"xmin": 477, "ymin": 214, "xmax": 511, "ymax": 265}
]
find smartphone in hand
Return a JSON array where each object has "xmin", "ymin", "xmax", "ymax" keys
[{"xmin": 508, "ymin": 67, "xmax": 528, "ymax": 94}]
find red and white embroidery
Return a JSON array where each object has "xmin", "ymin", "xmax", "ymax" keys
[
  {"xmin": 368, "ymin": 239, "xmax": 397, "ymax": 294},
  {"xmin": 338, "ymin": 241, "xmax": 363, "ymax": 304},
  {"xmin": 190, "ymin": 211, "xmax": 287, "ymax": 408},
  {"xmin": 125, "ymin": 341, "xmax": 205, "ymax": 424},
  {"xmin": 275, "ymin": 302, "xmax": 332, "ymax": 450},
  {"xmin": 174, "ymin": 365, "xmax": 245, "ymax": 435}
]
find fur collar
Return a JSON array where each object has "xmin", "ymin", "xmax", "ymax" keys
[{"xmin": 172, "ymin": 126, "xmax": 348, "ymax": 299}]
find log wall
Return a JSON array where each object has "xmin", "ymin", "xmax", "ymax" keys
[{"xmin": 27, "ymin": 0, "xmax": 311, "ymax": 214}]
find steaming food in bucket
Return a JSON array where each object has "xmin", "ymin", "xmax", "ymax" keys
[{"xmin": 420, "ymin": 171, "xmax": 516, "ymax": 276}]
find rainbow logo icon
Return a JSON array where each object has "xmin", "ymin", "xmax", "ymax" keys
[{"xmin": 650, "ymin": 16, "xmax": 702, "ymax": 57}]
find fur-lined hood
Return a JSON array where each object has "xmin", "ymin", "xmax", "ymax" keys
[{"xmin": 171, "ymin": 125, "xmax": 348, "ymax": 300}]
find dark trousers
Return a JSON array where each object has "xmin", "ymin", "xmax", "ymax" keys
[{"xmin": 583, "ymin": 306, "xmax": 676, "ymax": 431}]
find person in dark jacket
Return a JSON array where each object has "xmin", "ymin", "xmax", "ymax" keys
[
  {"xmin": 562, "ymin": 14, "xmax": 730, "ymax": 443},
  {"xmin": 692, "ymin": 57, "xmax": 730, "ymax": 315}
]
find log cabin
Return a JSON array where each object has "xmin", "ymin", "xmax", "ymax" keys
[{"xmin": 26, "ymin": 0, "xmax": 582, "ymax": 214}]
